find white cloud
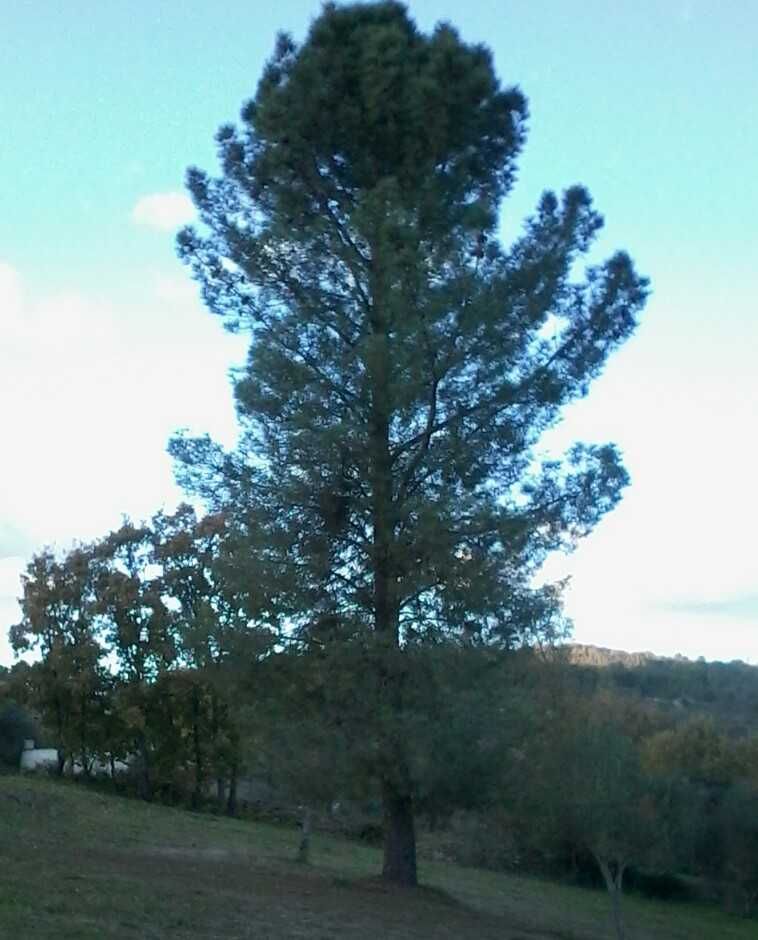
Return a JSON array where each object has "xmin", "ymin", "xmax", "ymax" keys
[
  {"xmin": 537, "ymin": 307, "xmax": 758, "ymax": 665},
  {"xmin": 131, "ymin": 191, "xmax": 195, "ymax": 231},
  {"xmin": 0, "ymin": 261, "xmax": 247, "ymax": 663}
]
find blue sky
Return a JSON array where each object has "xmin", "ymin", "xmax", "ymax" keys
[{"xmin": 1, "ymin": 0, "xmax": 756, "ymax": 664}]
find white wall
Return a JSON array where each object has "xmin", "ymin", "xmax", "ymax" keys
[{"xmin": 19, "ymin": 748, "xmax": 58, "ymax": 771}]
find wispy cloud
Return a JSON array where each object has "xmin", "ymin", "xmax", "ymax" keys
[
  {"xmin": 0, "ymin": 260, "xmax": 247, "ymax": 663},
  {"xmin": 131, "ymin": 191, "xmax": 195, "ymax": 231},
  {"xmin": 657, "ymin": 594, "xmax": 758, "ymax": 620}
]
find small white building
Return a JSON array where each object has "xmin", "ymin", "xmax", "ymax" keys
[{"xmin": 19, "ymin": 739, "xmax": 58, "ymax": 772}]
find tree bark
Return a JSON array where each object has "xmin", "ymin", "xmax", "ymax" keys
[
  {"xmin": 297, "ymin": 805, "xmax": 312, "ymax": 864},
  {"xmin": 55, "ymin": 695, "xmax": 66, "ymax": 776},
  {"xmin": 191, "ymin": 685, "xmax": 204, "ymax": 810},
  {"xmin": 367, "ymin": 257, "xmax": 420, "ymax": 887},
  {"xmin": 381, "ymin": 779, "xmax": 417, "ymax": 886},
  {"xmin": 596, "ymin": 855, "xmax": 626, "ymax": 940},
  {"xmin": 609, "ymin": 885, "xmax": 624, "ymax": 940},
  {"xmin": 79, "ymin": 694, "xmax": 89, "ymax": 778},
  {"xmin": 226, "ymin": 762, "xmax": 238, "ymax": 817},
  {"xmin": 137, "ymin": 732, "xmax": 152, "ymax": 801},
  {"xmin": 225, "ymin": 725, "xmax": 240, "ymax": 817},
  {"xmin": 211, "ymin": 689, "xmax": 224, "ymax": 809}
]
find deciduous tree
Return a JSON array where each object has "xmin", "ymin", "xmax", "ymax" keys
[
  {"xmin": 94, "ymin": 521, "xmax": 175, "ymax": 797},
  {"xmin": 11, "ymin": 546, "xmax": 108, "ymax": 774}
]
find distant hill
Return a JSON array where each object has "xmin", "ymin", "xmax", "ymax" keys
[
  {"xmin": 565, "ymin": 644, "xmax": 666, "ymax": 668},
  {"xmin": 560, "ymin": 644, "xmax": 758, "ymax": 733},
  {"xmin": 564, "ymin": 643, "xmax": 754, "ymax": 670}
]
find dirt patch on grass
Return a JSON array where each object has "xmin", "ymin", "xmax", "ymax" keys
[
  {"xmin": 143, "ymin": 845, "xmax": 238, "ymax": 862},
  {"xmin": 64, "ymin": 843, "xmax": 519, "ymax": 939}
]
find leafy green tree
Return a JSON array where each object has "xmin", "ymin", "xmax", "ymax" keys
[
  {"xmin": 642, "ymin": 717, "xmax": 741, "ymax": 789},
  {"xmin": 0, "ymin": 699, "xmax": 40, "ymax": 769},
  {"xmin": 718, "ymin": 780, "xmax": 758, "ymax": 916},
  {"xmin": 643, "ymin": 720, "xmax": 758, "ymax": 911},
  {"xmin": 94, "ymin": 521, "xmax": 176, "ymax": 798},
  {"xmin": 564, "ymin": 728, "xmax": 657, "ymax": 940},
  {"xmin": 10, "ymin": 545, "xmax": 108, "ymax": 774},
  {"xmin": 144, "ymin": 667, "xmax": 214, "ymax": 806},
  {"xmin": 153, "ymin": 504, "xmax": 274, "ymax": 812},
  {"xmin": 248, "ymin": 642, "xmax": 364, "ymax": 863},
  {"xmin": 523, "ymin": 704, "xmax": 661, "ymax": 940},
  {"xmin": 172, "ymin": 1, "xmax": 647, "ymax": 884}
]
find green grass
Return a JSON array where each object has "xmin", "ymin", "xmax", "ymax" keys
[{"xmin": 0, "ymin": 774, "xmax": 753, "ymax": 939}]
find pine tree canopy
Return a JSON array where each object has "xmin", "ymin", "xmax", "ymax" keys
[{"xmin": 171, "ymin": 0, "xmax": 648, "ymax": 650}]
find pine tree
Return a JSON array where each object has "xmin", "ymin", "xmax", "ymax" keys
[{"xmin": 172, "ymin": 1, "xmax": 648, "ymax": 885}]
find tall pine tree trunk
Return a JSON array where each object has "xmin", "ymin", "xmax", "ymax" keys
[
  {"xmin": 376, "ymin": 648, "xmax": 418, "ymax": 886},
  {"xmin": 367, "ymin": 284, "xmax": 418, "ymax": 886},
  {"xmin": 381, "ymin": 779, "xmax": 417, "ymax": 886}
]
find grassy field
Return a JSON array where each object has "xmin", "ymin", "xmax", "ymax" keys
[{"xmin": 0, "ymin": 774, "xmax": 754, "ymax": 939}]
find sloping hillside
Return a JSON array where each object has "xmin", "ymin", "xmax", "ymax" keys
[
  {"xmin": 564, "ymin": 644, "xmax": 758, "ymax": 731},
  {"xmin": 0, "ymin": 775, "xmax": 754, "ymax": 939}
]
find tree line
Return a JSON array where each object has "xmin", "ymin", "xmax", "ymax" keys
[
  {"xmin": 500, "ymin": 657, "xmax": 758, "ymax": 931},
  {"xmin": 8, "ymin": 508, "xmax": 258, "ymax": 809}
]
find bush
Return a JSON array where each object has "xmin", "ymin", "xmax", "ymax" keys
[
  {"xmin": 422, "ymin": 810, "xmax": 522, "ymax": 871},
  {"xmin": 627, "ymin": 869, "xmax": 693, "ymax": 901},
  {"xmin": 0, "ymin": 703, "xmax": 40, "ymax": 768}
]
